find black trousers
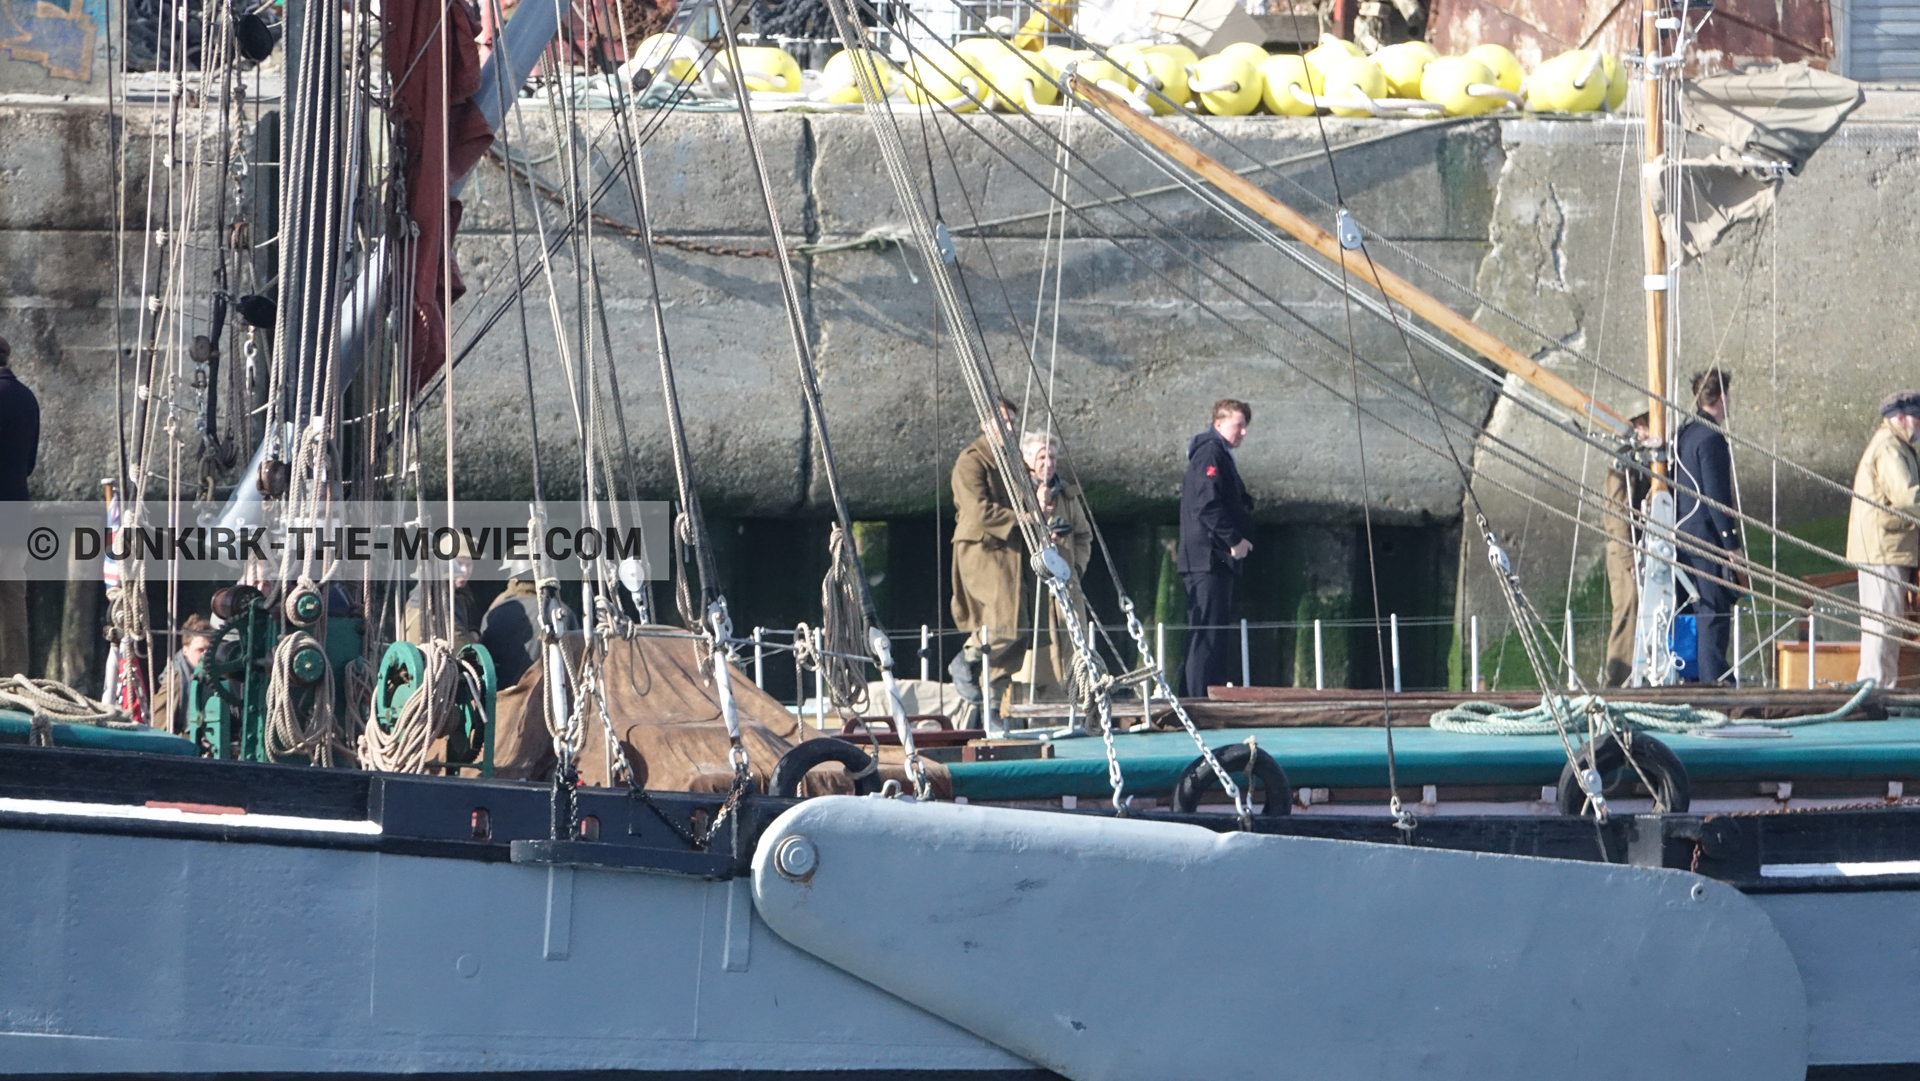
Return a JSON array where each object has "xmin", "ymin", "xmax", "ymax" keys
[
  {"xmin": 1680, "ymin": 549, "xmax": 1738, "ymax": 684},
  {"xmin": 1181, "ymin": 570, "xmax": 1235, "ymax": 698}
]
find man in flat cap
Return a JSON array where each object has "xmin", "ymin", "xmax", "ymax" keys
[{"xmin": 1847, "ymin": 391, "xmax": 1920, "ymax": 687}]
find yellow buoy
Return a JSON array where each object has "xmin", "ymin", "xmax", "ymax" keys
[
  {"xmin": 717, "ymin": 45, "xmax": 801, "ymax": 93},
  {"xmin": 1419, "ymin": 55, "xmax": 1502, "ymax": 115},
  {"xmin": 1123, "ymin": 48, "xmax": 1191, "ymax": 114},
  {"xmin": 1215, "ymin": 41, "xmax": 1271, "ymax": 67},
  {"xmin": 1146, "ymin": 41, "xmax": 1200, "ymax": 72},
  {"xmin": 1065, "ymin": 53, "xmax": 1128, "ymax": 96},
  {"xmin": 820, "ymin": 48, "xmax": 894, "ymax": 103},
  {"xmin": 984, "ymin": 49, "xmax": 1058, "ymax": 110},
  {"xmin": 1304, "ymin": 33, "xmax": 1363, "ymax": 81},
  {"xmin": 1600, "ymin": 52, "xmax": 1627, "ymax": 110},
  {"xmin": 1465, "ymin": 43, "xmax": 1523, "ymax": 93},
  {"xmin": 1317, "ymin": 53, "xmax": 1385, "ymax": 116},
  {"xmin": 1258, "ymin": 53, "xmax": 1318, "ymax": 115},
  {"xmin": 902, "ymin": 50, "xmax": 980, "ymax": 111},
  {"xmin": 1373, "ymin": 40, "xmax": 1437, "ymax": 98},
  {"xmin": 1039, "ymin": 45, "xmax": 1084, "ymax": 73},
  {"xmin": 1189, "ymin": 52, "xmax": 1261, "ymax": 116},
  {"xmin": 622, "ymin": 33, "xmax": 698, "ymax": 85},
  {"xmin": 953, "ymin": 35, "xmax": 1014, "ymax": 67},
  {"xmin": 1524, "ymin": 49, "xmax": 1606, "ymax": 112}
]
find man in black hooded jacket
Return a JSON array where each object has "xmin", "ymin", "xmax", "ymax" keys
[{"xmin": 1178, "ymin": 399, "xmax": 1254, "ymax": 698}]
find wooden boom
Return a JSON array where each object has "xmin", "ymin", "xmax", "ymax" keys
[{"xmin": 1070, "ymin": 77, "xmax": 1629, "ymax": 434}]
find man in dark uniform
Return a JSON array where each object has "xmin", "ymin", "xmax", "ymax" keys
[
  {"xmin": 1673, "ymin": 369, "xmax": 1746, "ymax": 683},
  {"xmin": 0, "ymin": 337, "xmax": 40, "ymax": 678},
  {"xmin": 1178, "ymin": 399, "xmax": 1254, "ymax": 698}
]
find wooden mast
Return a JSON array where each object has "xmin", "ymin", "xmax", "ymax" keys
[
  {"xmin": 1069, "ymin": 76, "xmax": 1630, "ymax": 434},
  {"xmin": 1641, "ymin": 0, "xmax": 1671, "ymax": 489}
]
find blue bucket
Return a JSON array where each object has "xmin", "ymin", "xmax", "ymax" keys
[{"xmin": 1670, "ymin": 614, "xmax": 1699, "ymax": 682}]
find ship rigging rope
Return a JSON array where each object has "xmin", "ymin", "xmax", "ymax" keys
[
  {"xmin": 1431, "ymin": 679, "xmax": 1875, "ymax": 735},
  {"xmin": 830, "ymin": 4, "xmax": 1254, "ymax": 821},
  {"xmin": 711, "ymin": 0, "xmax": 934, "ymax": 796}
]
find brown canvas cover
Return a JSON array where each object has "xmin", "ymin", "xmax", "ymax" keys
[
  {"xmin": 487, "ymin": 628, "xmax": 949, "ymax": 797},
  {"xmin": 1656, "ymin": 61, "xmax": 1863, "ymax": 258}
]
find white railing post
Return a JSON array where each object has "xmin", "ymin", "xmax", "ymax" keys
[
  {"xmin": 1156, "ymin": 622, "xmax": 1165, "ymax": 669},
  {"xmin": 752, "ymin": 626, "xmax": 764, "ymax": 688},
  {"xmin": 1564, "ymin": 607, "xmax": 1576, "ymax": 689},
  {"xmin": 1313, "ymin": 619, "xmax": 1324, "ymax": 690},
  {"xmin": 1470, "ymin": 615, "xmax": 1481, "ymax": 692},
  {"xmin": 1390, "ymin": 613, "xmax": 1402, "ymax": 693},
  {"xmin": 1313, "ymin": 622, "xmax": 1328, "ymax": 691},
  {"xmin": 1240, "ymin": 618, "xmax": 1251, "ymax": 688},
  {"xmin": 1807, "ymin": 610, "xmax": 1818, "ymax": 690},
  {"xmin": 1731, "ymin": 604, "xmax": 1741, "ymax": 688},
  {"xmin": 919, "ymin": 623, "xmax": 930, "ymax": 682}
]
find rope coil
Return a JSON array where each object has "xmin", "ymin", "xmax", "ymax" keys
[
  {"xmin": 358, "ymin": 641, "xmax": 460, "ymax": 773},
  {"xmin": 1431, "ymin": 680, "xmax": 1876, "ymax": 736}
]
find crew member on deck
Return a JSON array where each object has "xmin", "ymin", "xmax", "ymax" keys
[
  {"xmin": 1847, "ymin": 391, "xmax": 1920, "ymax": 688},
  {"xmin": 0, "ymin": 336, "xmax": 40, "ymax": 679},
  {"xmin": 1178, "ymin": 399, "xmax": 1254, "ymax": 699},
  {"xmin": 151, "ymin": 614, "xmax": 214, "ymax": 734},
  {"xmin": 1673, "ymin": 369, "xmax": 1746, "ymax": 684},
  {"xmin": 481, "ymin": 560, "xmax": 542, "ymax": 686},
  {"xmin": 403, "ymin": 540, "xmax": 479, "ymax": 646},
  {"xmin": 1603, "ymin": 413, "xmax": 1652, "ymax": 687},
  {"xmin": 949, "ymin": 397, "xmax": 1026, "ymax": 712}
]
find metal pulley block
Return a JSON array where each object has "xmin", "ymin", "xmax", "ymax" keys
[
  {"xmin": 286, "ymin": 587, "xmax": 323, "ymax": 627},
  {"xmin": 288, "ymin": 646, "xmax": 328, "ymax": 686}
]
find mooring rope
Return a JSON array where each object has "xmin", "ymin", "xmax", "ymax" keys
[
  {"xmin": 1431, "ymin": 680, "xmax": 1876, "ymax": 736},
  {"xmin": 0, "ymin": 676, "xmax": 138, "ymax": 729}
]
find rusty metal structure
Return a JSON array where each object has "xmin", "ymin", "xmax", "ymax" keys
[{"xmin": 1427, "ymin": 0, "xmax": 1832, "ymax": 73}]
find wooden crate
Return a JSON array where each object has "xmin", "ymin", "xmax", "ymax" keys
[{"xmin": 1776, "ymin": 640, "xmax": 1920, "ymax": 688}]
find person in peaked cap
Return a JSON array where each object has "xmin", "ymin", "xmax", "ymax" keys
[{"xmin": 1847, "ymin": 391, "xmax": 1920, "ymax": 687}]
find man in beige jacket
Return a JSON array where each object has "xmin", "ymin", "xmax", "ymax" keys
[{"xmin": 1847, "ymin": 391, "xmax": 1920, "ymax": 687}]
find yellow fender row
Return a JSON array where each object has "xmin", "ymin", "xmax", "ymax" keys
[{"xmin": 619, "ymin": 32, "xmax": 1631, "ymax": 119}]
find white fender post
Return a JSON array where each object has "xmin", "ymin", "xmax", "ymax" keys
[
  {"xmin": 919, "ymin": 624, "xmax": 930, "ymax": 682},
  {"xmin": 1240, "ymin": 619, "xmax": 1251, "ymax": 687}
]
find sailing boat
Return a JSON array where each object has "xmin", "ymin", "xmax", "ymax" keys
[{"xmin": 5, "ymin": 0, "xmax": 1920, "ymax": 1073}]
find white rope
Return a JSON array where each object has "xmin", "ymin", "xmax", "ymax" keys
[
  {"xmin": 265, "ymin": 629, "xmax": 349, "ymax": 767},
  {"xmin": 357, "ymin": 640, "xmax": 458, "ymax": 773}
]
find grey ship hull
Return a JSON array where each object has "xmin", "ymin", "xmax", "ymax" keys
[{"xmin": 2, "ymin": 746, "xmax": 1918, "ymax": 1078}]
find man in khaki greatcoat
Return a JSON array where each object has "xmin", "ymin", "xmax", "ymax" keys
[
  {"xmin": 1602, "ymin": 413, "xmax": 1651, "ymax": 687},
  {"xmin": 950, "ymin": 397, "xmax": 1026, "ymax": 709},
  {"xmin": 1848, "ymin": 391, "xmax": 1920, "ymax": 687}
]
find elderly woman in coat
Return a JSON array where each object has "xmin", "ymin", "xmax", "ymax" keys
[{"xmin": 1011, "ymin": 431, "xmax": 1093, "ymax": 707}]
